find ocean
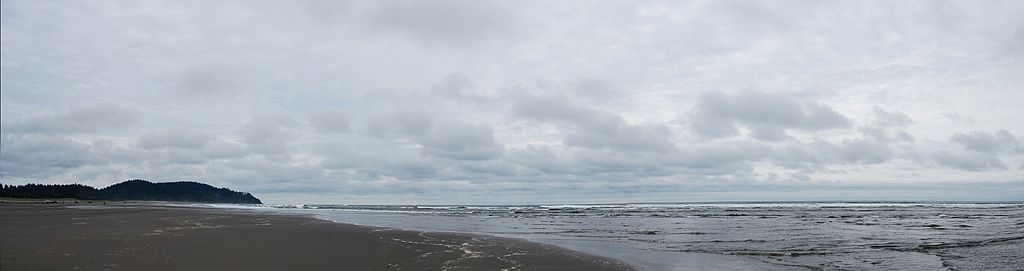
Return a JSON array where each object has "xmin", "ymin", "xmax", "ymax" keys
[{"xmin": 211, "ymin": 202, "xmax": 1024, "ymax": 270}]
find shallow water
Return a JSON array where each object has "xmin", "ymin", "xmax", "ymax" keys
[{"xmin": 221, "ymin": 202, "xmax": 1024, "ymax": 270}]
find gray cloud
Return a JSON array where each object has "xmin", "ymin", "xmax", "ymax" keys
[
  {"xmin": 204, "ymin": 140, "xmax": 249, "ymax": 160},
  {"xmin": 932, "ymin": 151, "xmax": 1007, "ymax": 172},
  {"xmin": 418, "ymin": 121, "xmax": 504, "ymax": 161},
  {"xmin": 5, "ymin": 104, "xmax": 140, "ymax": 134},
  {"xmin": 0, "ymin": 135, "xmax": 95, "ymax": 178},
  {"xmin": 860, "ymin": 127, "xmax": 916, "ymax": 143},
  {"xmin": 925, "ymin": 129, "xmax": 1023, "ymax": 172},
  {"xmin": 690, "ymin": 91, "xmax": 850, "ymax": 140},
  {"xmin": 2, "ymin": 0, "xmax": 1022, "ymax": 203},
  {"xmin": 364, "ymin": 0, "xmax": 520, "ymax": 45},
  {"xmin": 507, "ymin": 145, "xmax": 580, "ymax": 176},
  {"xmin": 172, "ymin": 64, "xmax": 245, "ymax": 100},
  {"xmin": 950, "ymin": 129, "xmax": 1021, "ymax": 154},
  {"xmin": 431, "ymin": 73, "xmax": 478, "ymax": 100},
  {"xmin": 241, "ymin": 114, "xmax": 297, "ymax": 158},
  {"xmin": 564, "ymin": 124, "xmax": 674, "ymax": 154},
  {"xmin": 309, "ymin": 109, "xmax": 351, "ymax": 134},
  {"xmin": 873, "ymin": 107, "xmax": 914, "ymax": 128},
  {"xmin": 571, "ymin": 78, "xmax": 623, "ymax": 102},
  {"xmin": 943, "ymin": 113, "xmax": 977, "ymax": 125},
  {"xmin": 365, "ymin": 110, "xmax": 434, "ymax": 138},
  {"xmin": 138, "ymin": 129, "xmax": 212, "ymax": 150},
  {"xmin": 514, "ymin": 96, "xmax": 676, "ymax": 153}
]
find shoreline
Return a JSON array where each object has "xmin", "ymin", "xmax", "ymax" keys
[{"xmin": 0, "ymin": 203, "xmax": 635, "ymax": 270}]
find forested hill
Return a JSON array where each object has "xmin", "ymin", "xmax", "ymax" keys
[{"xmin": 0, "ymin": 180, "xmax": 262, "ymax": 204}]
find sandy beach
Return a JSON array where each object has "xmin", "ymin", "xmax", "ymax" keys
[{"xmin": 0, "ymin": 203, "xmax": 634, "ymax": 271}]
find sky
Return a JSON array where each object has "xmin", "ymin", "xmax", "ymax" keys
[{"xmin": 1, "ymin": 0, "xmax": 1023, "ymax": 204}]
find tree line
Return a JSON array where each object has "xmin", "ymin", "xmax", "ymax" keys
[{"xmin": 0, "ymin": 179, "xmax": 262, "ymax": 204}]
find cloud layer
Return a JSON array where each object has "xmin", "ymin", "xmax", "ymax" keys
[{"xmin": 2, "ymin": 0, "xmax": 1023, "ymax": 203}]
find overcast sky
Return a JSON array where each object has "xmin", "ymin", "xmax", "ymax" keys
[{"xmin": 2, "ymin": 0, "xmax": 1022, "ymax": 204}]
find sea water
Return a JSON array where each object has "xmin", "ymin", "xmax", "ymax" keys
[{"xmin": 213, "ymin": 202, "xmax": 1024, "ymax": 270}]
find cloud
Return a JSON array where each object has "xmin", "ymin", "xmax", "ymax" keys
[
  {"xmin": 204, "ymin": 140, "xmax": 248, "ymax": 160},
  {"xmin": 418, "ymin": 121, "xmax": 504, "ymax": 161},
  {"xmin": 138, "ymin": 129, "xmax": 212, "ymax": 150},
  {"xmin": 507, "ymin": 145, "xmax": 579, "ymax": 176},
  {"xmin": 365, "ymin": 110, "xmax": 434, "ymax": 137},
  {"xmin": 308, "ymin": 109, "xmax": 351, "ymax": 134},
  {"xmin": 564, "ymin": 124, "xmax": 675, "ymax": 154},
  {"xmin": 2, "ymin": 0, "xmax": 1022, "ymax": 203},
  {"xmin": 950, "ymin": 129, "xmax": 1021, "ymax": 154},
  {"xmin": 571, "ymin": 78, "xmax": 623, "ymax": 102},
  {"xmin": 943, "ymin": 113, "xmax": 977, "ymax": 125},
  {"xmin": 932, "ymin": 151, "xmax": 1006, "ymax": 172},
  {"xmin": 680, "ymin": 137, "xmax": 898, "ymax": 173},
  {"xmin": 830, "ymin": 138, "xmax": 896, "ymax": 165},
  {"xmin": 514, "ymin": 95, "xmax": 609, "ymax": 126},
  {"xmin": 926, "ymin": 129, "xmax": 1023, "ymax": 172},
  {"xmin": 0, "ymin": 134, "xmax": 96, "ymax": 178},
  {"xmin": 859, "ymin": 127, "xmax": 916, "ymax": 143},
  {"xmin": 172, "ymin": 64, "xmax": 245, "ymax": 100},
  {"xmin": 5, "ymin": 104, "xmax": 140, "ymax": 134},
  {"xmin": 363, "ymin": 0, "xmax": 520, "ymax": 45},
  {"xmin": 514, "ymin": 95, "xmax": 676, "ymax": 153},
  {"xmin": 431, "ymin": 73, "xmax": 478, "ymax": 100},
  {"xmin": 241, "ymin": 114, "xmax": 297, "ymax": 158},
  {"xmin": 872, "ymin": 107, "xmax": 914, "ymax": 128},
  {"xmin": 689, "ymin": 90, "xmax": 850, "ymax": 140}
]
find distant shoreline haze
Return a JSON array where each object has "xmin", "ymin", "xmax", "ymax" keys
[{"xmin": 0, "ymin": 180, "xmax": 262, "ymax": 204}]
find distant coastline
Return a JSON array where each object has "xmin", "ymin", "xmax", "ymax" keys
[{"xmin": 0, "ymin": 180, "xmax": 261, "ymax": 204}]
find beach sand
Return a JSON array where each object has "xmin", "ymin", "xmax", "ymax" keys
[{"xmin": 0, "ymin": 203, "xmax": 634, "ymax": 271}]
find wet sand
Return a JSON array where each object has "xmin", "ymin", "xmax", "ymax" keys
[{"xmin": 0, "ymin": 203, "xmax": 634, "ymax": 271}]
